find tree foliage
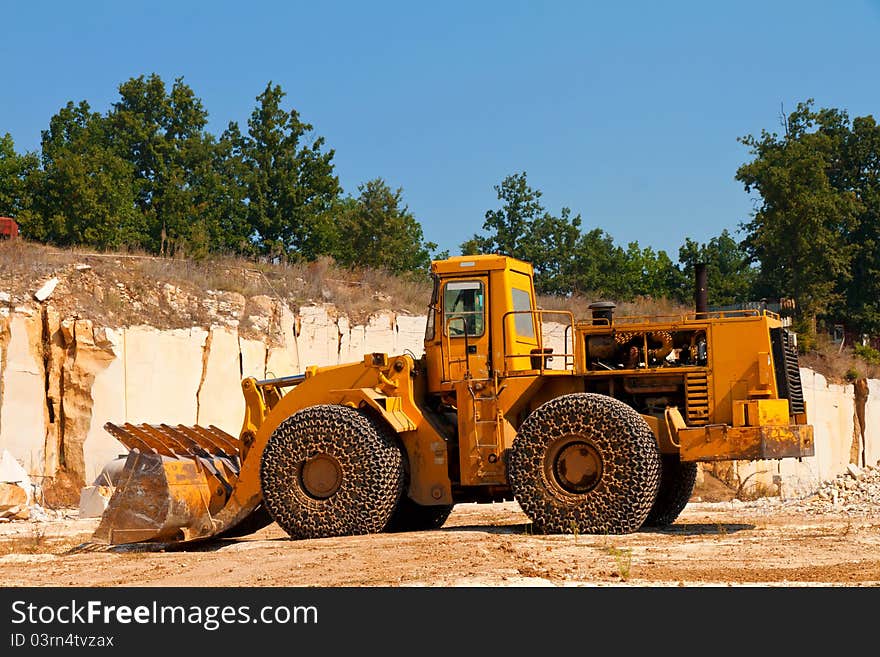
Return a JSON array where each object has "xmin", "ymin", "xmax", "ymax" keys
[
  {"xmin": 5, "ymin": 74, "xmax": 440, "ymax": 271},
  {"xmin": 465, "ymin": 171, "xmax": 687, "ymax": 301},
  {"xmin": 737, "ymin": 99, "xmax": 879, "ymax": 335},
  {"xmin": 240, "ymin": 82, "xmax": 340, "ymax": 260},
  {"xmin": 0, "ymin": 133, "xmax": 38, "ymax": 218},
  {"xmin": 330, "ymin": 178, "xmax": 438, "ymax": 274},
  {"xmin": 7, "ymin": 80, "xmax": 879, "ymax": 332},
  {"xmin": 25, "ymin": 101, "xmax": 141, "ymax": 249},
  {"xmin": 678, "ymin": 229, "xmax": 756, "ymax": 307}
]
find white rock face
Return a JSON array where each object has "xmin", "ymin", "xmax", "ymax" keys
[
  {"xmin": 0, "ymin": 449, "xmax": 32, "ymax": 504},
  {"xmin": 865, "ymin": 379, "xmax": 880, "ymax": 467},
  {"xmin": 81, "ymin": 327, "xmax": 127, "ymax": 484},
  {"xmin": 296, "ymin": 305, "xmax": 340, "ymax": 367},
  {"xmin": 196, "ymin": 328, "xmax": 246, "ymax": 437},
  {"xmin": 542, "ymin": 321, "xmax": 572, "ymax": 370},
  {"xmin": 0, "ymin": 315, "xmax": 47, "ymax": 477},
  {"xmin": 122, "ymin": 326, "xmax": 205, "ymax": 426},
  {"xmin": 396, "ymin": 315, "xmax": 428, "ymax": 354},
  {"xmin": 264, "ymin": 302, "xmax": 300, "ymax": 378},
  {"xmin": 801, "ymin": 368, "xmax": 857, "ymax": 482}
]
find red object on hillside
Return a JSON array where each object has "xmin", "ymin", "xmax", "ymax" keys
[{"xmin": 0, "ymin": 217, "xmax": 19, "ymax": 239}]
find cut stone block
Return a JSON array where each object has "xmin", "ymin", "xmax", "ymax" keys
[{"xmin": 78, "ymin": 485, "xmax": 113, "ymax": 518}]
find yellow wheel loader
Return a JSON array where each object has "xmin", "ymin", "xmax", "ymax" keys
[{"xmin": 91, "ymin": 254, "xmax": 813, "ymax": 546}]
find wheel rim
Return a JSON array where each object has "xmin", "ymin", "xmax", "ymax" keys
[
  {"xmin": 300, "ymin": 454, "xmax": 342, "ymax": 499},
  {"xmin": 545, "ymin": 436, "xmax": 602, "ymax": 494}
]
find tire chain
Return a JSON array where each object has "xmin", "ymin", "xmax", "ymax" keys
[
  {"xmin": 507, "ymin": 393, "xmax": 661, "ymax": 534},
  {"xmin": 260, "ymin": 404, "xmax": 404, "ymax": 539},
  {"xmin": 642, "ymin": 454, "xmax": 698, "ymax": 527}
]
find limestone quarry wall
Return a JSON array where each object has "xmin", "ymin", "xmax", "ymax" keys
[{"xmin": 0, "ymin": 308, "xmax": 877, "ymax": 498}]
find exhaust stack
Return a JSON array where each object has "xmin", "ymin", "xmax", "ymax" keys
[{"xmin": 588, "ymin": 301, "xmax": 616, "ymax": 325}]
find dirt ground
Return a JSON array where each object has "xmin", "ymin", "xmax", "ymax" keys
[{"xmin": 2, "ymin": 498, "xmax": 879, "ymax": 588}]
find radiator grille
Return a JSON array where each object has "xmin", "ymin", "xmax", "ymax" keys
[{"xmin": 685, "ymin": 371, "xmax": 710, "ymax": 425}]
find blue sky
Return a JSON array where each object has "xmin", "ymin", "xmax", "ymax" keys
[{"xmin": 3, "ymin": 1, "xmax": 880, "ymax": 259}]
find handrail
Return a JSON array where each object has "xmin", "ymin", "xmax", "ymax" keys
[
  {"xmin": 442, "ymin": 315, "xmax": 471, "ymax": 381},
  {"xmin": 578, "ymin": 308, "xmax": 780, "ymax": 327},
  {"xmin": 501, "ymin": 309, "xmax": 576, "ymax": 375}
]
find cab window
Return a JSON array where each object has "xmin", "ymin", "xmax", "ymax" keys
[
  {"xmin": 443, "ymin": 281, "xmax": 485, "ymax": 337},
  {"xmin": 512, "ymin": 287, "xmax": 535, "ymax": 339}
]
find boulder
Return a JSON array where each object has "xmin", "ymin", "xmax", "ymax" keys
[
  {"xmin": 0, "ymin": 450, "xmax": 32, "ymax": 504},
  {"xmin": 0, "ymin": 482, "xmax": 29, "ymax": 519},
  {"xmin": 78, "ymin": 485, "xmax": 113, "ymax": 518},
  {"xmin": 33, "ymin": 277, "xmax": 59, "ymax": 302}
]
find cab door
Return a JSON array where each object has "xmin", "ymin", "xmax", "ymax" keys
[
  {"xmin": 441, "ymin": 277, "xmax": 490, "ymax": 382},
  {"xmin": 505, "ymin": 268, "xmax": 541, "ymax": 371}
]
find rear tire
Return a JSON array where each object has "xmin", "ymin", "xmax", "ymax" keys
[
  {"xmin": 642, "ymin": 455, "xmax": 698, "ymax": 527},
  {"xmin": 385, "ymin": 496, "xmax": 454, "ymax": 533},
  {"xmin": 508, "ymin": 393, "xmax": 660, "ymax": 534},
  {"xmin": 260, "ymin": 404, "xmax": 404, "ymax": 539}
]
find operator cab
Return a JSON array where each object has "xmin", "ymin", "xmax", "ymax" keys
[{"xmin": 422, "ymin": 254, "xmax": 543, "ymax": 393}]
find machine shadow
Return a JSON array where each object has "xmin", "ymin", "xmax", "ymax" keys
[
  {"xmin": 436, "ymin": 521, "xmax": 755, "ymax": 537},
  {"xmin": 81, "ymin": 519, "xmax": 756, "ymax": 554}
]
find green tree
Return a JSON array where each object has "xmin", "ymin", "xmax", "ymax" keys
[
  {"xmin": 465, "ymin": 172, "xmax": 545, "ymax": 258},
  {"xmin": 109, "ymin": 74, "xmax": 216, "ymax": 255},
  {"xmin": 737, "ymin": 100, "xmax": 860, "ymax": 331},
  {"xmin": 836, "ymin": 115, "xmax": 880, "ymax": 334},
  {"xmin": 206, "ymin": 121, "xmax": 255, "ymax": 256},
  {"xmin": 465, "ymin": 172, "xmax": 587, "ymax": 295},
  {"xmin": 241, "ymin": 82, "xmax": 340, "ymax": 259},
  {"xmin": 0, "ymin": 133, "xmax": 39, "ymax": 218},
  {"xmin": 567, "ymin": 228, "xmax": 625, "ymax": 297},
  {"xmin": 332, "ymin": 178, "xmax": 437, "ymax": 273},
  {"xmin": 518, "ymin": 207, "xmax": 582, "ymax": 295},
  {"xmin": 23, "ymin": 101, "xmax": 141, "ymax": 248},
  {"xmin": 633, "ymin": 244, "xmax": 685, "ymax": 300}
]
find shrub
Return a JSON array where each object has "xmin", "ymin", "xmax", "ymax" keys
[{"xmin": 853, "ymin": 343, "xmax": 880, "ymax": 366}]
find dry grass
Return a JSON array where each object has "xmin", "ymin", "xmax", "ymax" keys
[
  {"xmin": 798, "ymin": 333, "xmax": 880, "ymax": 384},
  {"xmin": 0, "ymin": 239, "xmax": 432, "ymax": 327},
  {"xmin": 0, "ymin": 523, "xmax": 92, "ymax": 556},
  {"xmin": 537, "ymin": 292, "xmax": 690, "ymax": 323}
]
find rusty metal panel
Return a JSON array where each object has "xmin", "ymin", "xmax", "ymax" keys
[
  {"xmin": 679, "ymin": 423, "xmax": 814, "ymax": 462},
  {"xmin": 91, "ymin": 451, "xmax": 215, "ymax": 545}
]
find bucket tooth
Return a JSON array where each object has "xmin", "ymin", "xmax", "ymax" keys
[
  {"xmin": 103, "ymin": 422, "xmax": 240, "ymax": 459},
  {"xmin": 103, "ymin": 422, "xmax": 176, "ymax": 457},
  {"xmin": 171, "ymin": 424, "xmax": 239, "ymax": 458}
]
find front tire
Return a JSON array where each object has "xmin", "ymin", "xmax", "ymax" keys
[
  {"xmin": 507, "ymin": 393, "xmax": 660, "ymax": 534},
  {"xmin": 260, "ymin": 404, "xmax": 404, "ymax": 539}
]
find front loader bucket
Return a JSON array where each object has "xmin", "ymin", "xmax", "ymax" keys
[{"xmin": 90, "ymin": 423, "xmax": 261, "ymax": 546}]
